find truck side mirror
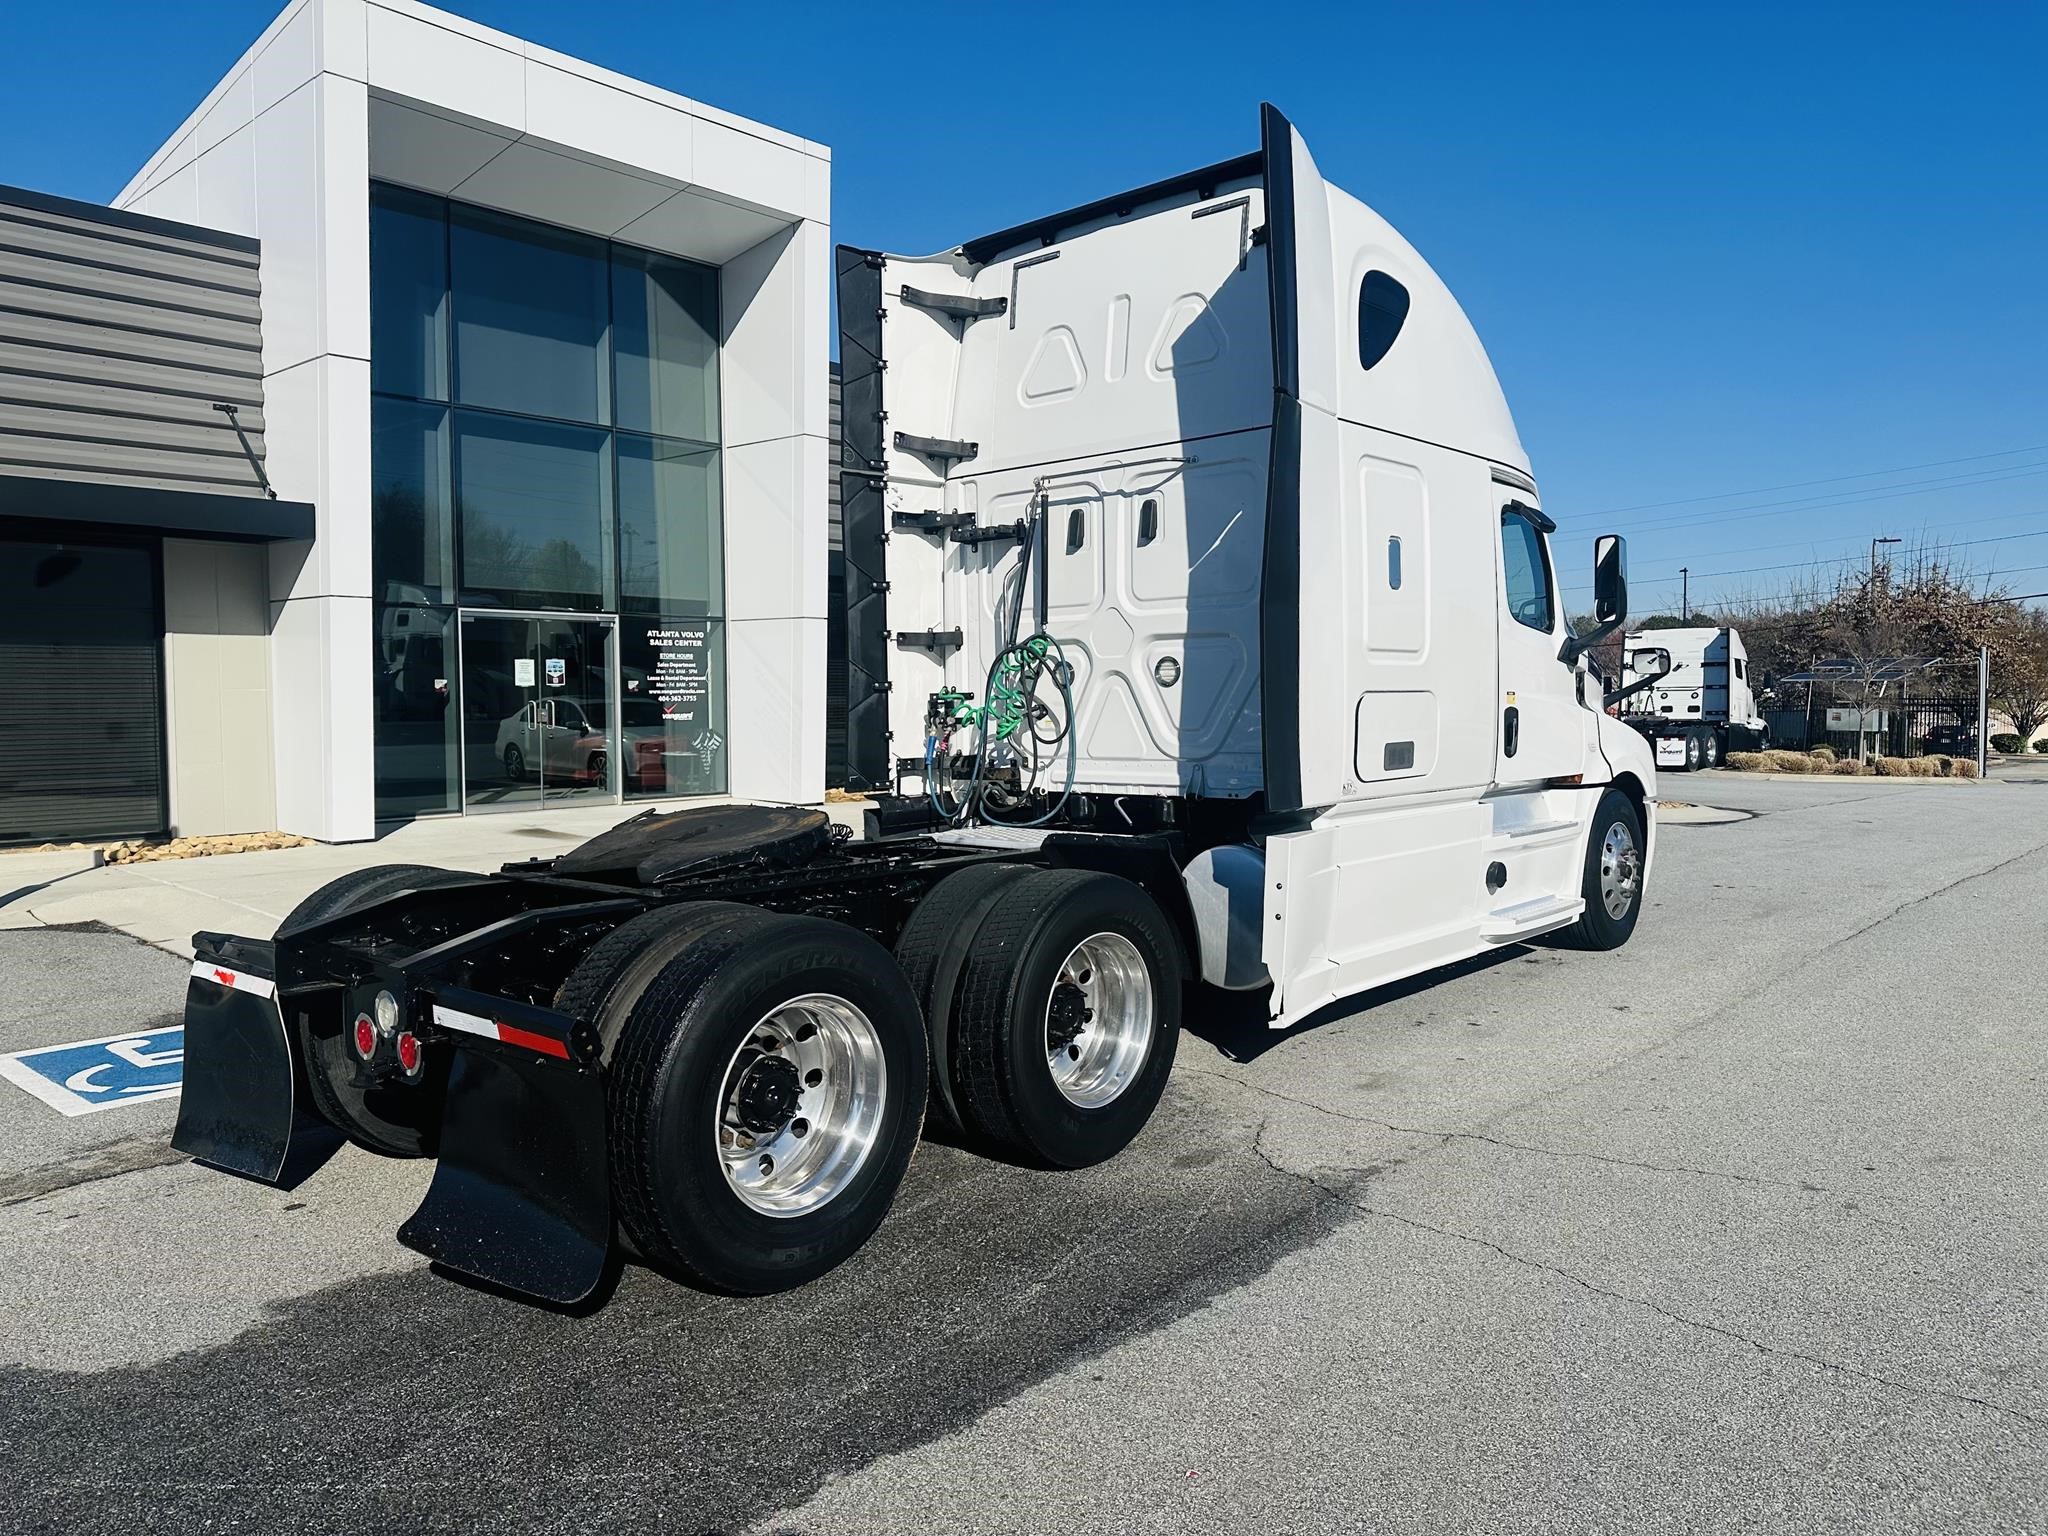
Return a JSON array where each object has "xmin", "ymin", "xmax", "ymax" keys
[
  {"xmin": 1630, "ymin": 647, "xmax": 1672, "ymax": 680},
  {"xmin": 1561, "ymin": 533, "xmax": 1629, "ymax": 665},
  {"xmin": 1593, "ymin": 534, "xmax": 1627, "ymax": 627}
]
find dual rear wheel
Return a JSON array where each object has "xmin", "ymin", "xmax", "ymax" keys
[
  {"xmin": 898, "ymin": 866, "xmax": 1181, "ymax": 1168},
  {"xmin": 283, "ymin": 863, "xmax": 1180, "ymax": 1295}
]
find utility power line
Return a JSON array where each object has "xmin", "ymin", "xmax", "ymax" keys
[
  {"xmin": 1573, "ymin": 443, "xmax": 2048, "ymax": 519},
  {"xmin": 1559, "ymin": 462, "xmax": 2048, "ymax": 537},
  {"xmin": 1563, "ymin": 524, "xmax": 2048, "ymax": 594}
]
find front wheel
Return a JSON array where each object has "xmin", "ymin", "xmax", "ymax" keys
[{"xmin": 1555, "ymin": 789, "xmax": 1645, "ymax": 950}]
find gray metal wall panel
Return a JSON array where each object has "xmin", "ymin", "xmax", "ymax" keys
[{"xmin": 0, "ymin": 192, "xmax": 270, "ymax": 501}]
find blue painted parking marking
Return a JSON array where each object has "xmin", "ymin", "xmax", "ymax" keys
[{"xmin": 0, "ymin": 1027, "xmax": 184, "ymax": 1117}]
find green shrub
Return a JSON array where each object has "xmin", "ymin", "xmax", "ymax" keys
[
  {"xmin": 1724, "ymin": 751, "xmax": 1770, "ymax": 772},
  {"xmin": 1990, "ymin": 733, "xmax": 2022, "ymax": 753},
  {"xmin": 2034, "ymin": 739, "xmax": 2048, "ymax": 754}
]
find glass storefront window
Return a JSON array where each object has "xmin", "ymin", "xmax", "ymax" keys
[
  {"xmin": 369, "ymin": 187, "xmax": 448, "ymax": 402},
  {"xmin": 619, "ymin": 614, "xmax": 727, "ymax": 798},
  {"xmin": 373, "ymin": 603, "xmax": 460, "ymax": 819},
  {"xmin": 454, "ymin": 411, "xmax": 612, "ymax": 612},
  {"xmin": 370, "ymin": 397, "xmax": 452, "ymax": 605},
  {"xmin": 370, "ymin": 184, "xmax": 727, "ymax": 818},
  {"xmin": 617, "ymin": 434, "xmax": 721, "ymax": 615},
  {"xmin": 450, "ymin": 207, "xmax": 610, "ymax": 425},
  {"xmin": 613, "ymin": 250, "xmax": 719, "ymax": 443}
]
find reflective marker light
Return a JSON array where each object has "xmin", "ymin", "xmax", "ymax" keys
[
  {"xmin": 373, "ymin": 989, "xmax": 401, "ymax": 1037},
  {"xmin": 352, "ymin": 1014, "xmax": 377, "ymax": 1059},
  {"xmin": 396, "ymin": 1031, "xmax": 422, "ymax": 1077}
]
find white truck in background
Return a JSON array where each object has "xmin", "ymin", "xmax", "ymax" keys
[{"xmin": 1615, "ymin": 626, "xmax": 1769, "ymax": 771}]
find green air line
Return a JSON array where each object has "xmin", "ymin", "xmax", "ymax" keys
[{"xmin": 953, "ymin": 634, "xmax": 1052, "ymax": 740}]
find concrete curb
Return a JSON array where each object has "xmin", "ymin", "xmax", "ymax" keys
[{"xmin": 1695, "ymin": 771, "xmax": 1984, "ymax": 785}]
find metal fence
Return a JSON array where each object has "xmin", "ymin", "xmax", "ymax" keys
[{"xmin": 1768, "ymin": 699, "xmax": 1978, "ymax": 758}]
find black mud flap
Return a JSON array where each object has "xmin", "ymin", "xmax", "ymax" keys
[
  {"xmin": 174, "ymin": 935, "xmax": 301, "ymax": 1182},
  {"xmin": 397, "ymin": 991, "xmax": 611, "ymax": 1307}
]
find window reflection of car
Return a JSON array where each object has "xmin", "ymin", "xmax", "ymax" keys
[
  {"xmin": 495, "ymin": 698, "xmax": 613, "ymax": 784},
  {"xmin": 618, "ymin": 698, "xmax": 685, "ymax": 791}
]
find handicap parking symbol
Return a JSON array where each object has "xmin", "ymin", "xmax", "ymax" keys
[{"xmin": 0, "ymin": 1027, "xmax": 184, "ymax": 1117}]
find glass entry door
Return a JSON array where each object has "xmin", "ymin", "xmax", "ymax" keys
[{"xmin": 459, "ymin": 612, "xmax": 618, "ymax": 811}]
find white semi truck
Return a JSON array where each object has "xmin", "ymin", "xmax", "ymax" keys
[
  {"xmin": 1614, "ymin": 626, "xmax": 1768, "ymax": 771},
  {"xmin": 172, "ymin": 105, "xmax": 1658, "ymax": 1306}
]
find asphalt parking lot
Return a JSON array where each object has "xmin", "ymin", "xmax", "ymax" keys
[{"xmin": 1, "ymin": 774, "xmax": 2043, "ymax": 1534}]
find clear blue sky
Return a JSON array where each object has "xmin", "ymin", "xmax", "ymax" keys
[{"xmin": 5, "ymin": 0, "xmax": 2043, "ymax": 615}]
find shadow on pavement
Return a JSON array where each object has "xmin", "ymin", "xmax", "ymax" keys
[{"xmin": 1185, "ymin": 943, "xmax": 1531, "ymax": 1064}]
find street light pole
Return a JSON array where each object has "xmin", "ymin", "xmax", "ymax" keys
[
  {"xmin": 1871, "ymin": 535, "xmax": 1901, "ymax": 587},
  {"xmin": 1679, "ymin": 566, "xmax": 1689, "ymax": 619}
]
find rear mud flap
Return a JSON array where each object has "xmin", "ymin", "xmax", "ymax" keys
[
  {"xmin": 398, "ymin": 1023, "xmax": 611, "ymax": 1307},
  {"xmin": 174, "ymin": 938, "xmax": 303, "ymax": 1183}
]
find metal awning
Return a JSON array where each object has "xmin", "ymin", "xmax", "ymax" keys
[{"xmin": 0, "ymin": 474, "xmax": 314, "ymax": 542}]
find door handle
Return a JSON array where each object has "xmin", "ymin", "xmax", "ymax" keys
[
  {"xmin": 1503, "ymin": 705, "xmax": 1520, "ymax": 758},
  {"xmin": 1137, "ymin": 497, "xmax": 1158, "ymax": 545},
  {"xmin": 1066, "ymin": 508, "xmax": 1085, "ymax": 553}
]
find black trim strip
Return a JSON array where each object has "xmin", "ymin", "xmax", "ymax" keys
[
  {"xmin": 1258, "ymin": 103, "xmax": 1306, "ymax": 813},
  {"xmin": 1260, "ymin": 393, "xmax": 1305, "ymax": 813},
  {"xmin": 1261, "ymin": 104, "xmax": 1300, "ymax": 401},
  {"xmin": 835, "ymin": 244, "xmax": 892, "ymax": 791},
  {"xmin": 960, "ymin": 151, "xmax": 1262, "ymax": 267}
]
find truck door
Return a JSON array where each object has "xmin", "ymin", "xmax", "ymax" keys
[{"xmin": 1493, "ymin": 499, "xmax": 1584, "ymax": 785}]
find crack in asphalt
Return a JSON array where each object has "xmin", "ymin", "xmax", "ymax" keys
[
  {"xmin": 1239, "ymin": 1116, "xmax": 2045, "ymax": 1435},
  {"xmin": 1186, "ymin": 1067, "xmax": 1864, "ymax": 1196}
]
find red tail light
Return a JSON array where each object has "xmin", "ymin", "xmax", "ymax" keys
[
  {"xmin": 396, "ymin": 1031, "xmax": 423, "ymax": 1077},
  {"xmin": 352, "ymin": 1014, "xmax": 377, "ymax": 1060}
]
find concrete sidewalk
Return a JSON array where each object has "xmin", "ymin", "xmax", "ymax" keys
[{"xmin": 0, "ymin": 796, "xmax": 866, "ymax": 957}]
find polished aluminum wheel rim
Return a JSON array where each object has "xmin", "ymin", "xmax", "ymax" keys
[
  {"xmin": 1600, "ymin": 821, "xmax": 1641, "ymax": 920},
  {"xmin": 715, "ymin": 993, "xmax": 886, "ymax": 1218},
  {"xmin": 1045, "ymin": 932, "xmax": 1153, "ymax": 1109}
]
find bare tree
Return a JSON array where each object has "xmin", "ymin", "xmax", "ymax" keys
[
  {"xmin": 1813, "ymin": 573, "xmax": 1911, "ymax": 761},
  {"xmin": 1989, "ymin": 608, "xmax": 2048, "ymax": 749}
]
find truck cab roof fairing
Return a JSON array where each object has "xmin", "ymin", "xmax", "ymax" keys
[{"xmin": 1258, "ymin": 105, "xmax": 1527, "ymax": 472}]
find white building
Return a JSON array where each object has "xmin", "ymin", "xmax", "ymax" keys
[{"xmin": 34, "ymin": 0, "xmax": 830, "ymax": 843}]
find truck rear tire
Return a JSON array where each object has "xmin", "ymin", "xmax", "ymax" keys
[
  {"xmin": 893, "ymin": 861, "xmax": 1034, "ymax": 1132},
  {"xmin": 1682, "ymin": 731, "xmax": 1703, "ymax": 772},
  {"xmin": 1700, "ymin": 729, "xmax": 1721, "ymax": 768},
  {"xmin": 1555, "ymin": 789, "xmax": 1645, "ymax": 951},
  {"xmin": 597, "ymin": 909, "xmax": 928, "ymax": 1294},
  {"xmin": 278, "ymin": 863, "xmax": 479, "ymax": 1157},
  {"xmin": 949, "ymin": 868, "xmax": 1182, "ymax": 1168}
]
